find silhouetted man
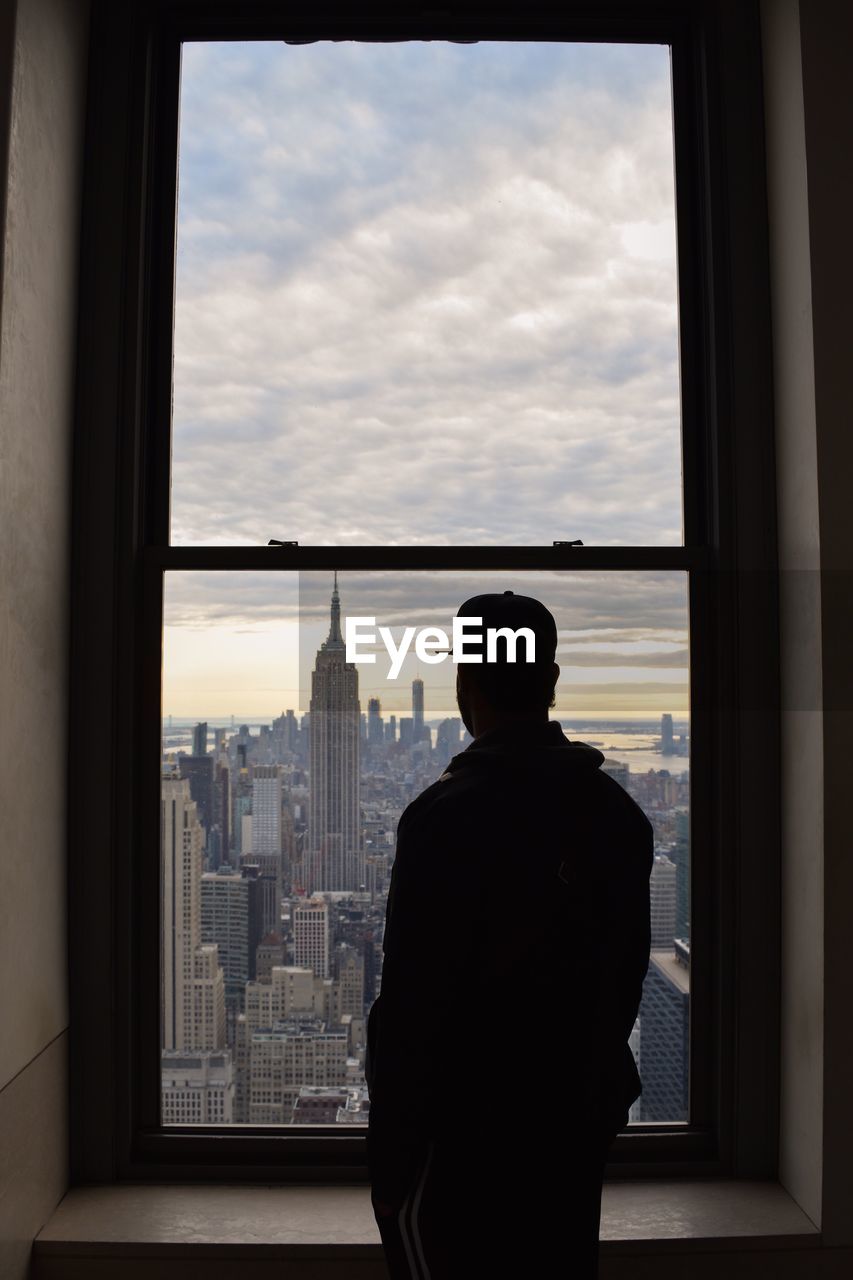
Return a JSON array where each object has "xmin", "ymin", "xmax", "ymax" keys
[{"xmin": 366, "ymin": 591, "xmax": 653, "ymax": 1279}]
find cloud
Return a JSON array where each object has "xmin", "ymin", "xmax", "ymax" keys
[
  {"xmin": 162, "ymin": 41, "xmax": 688, "ymax": 717},
  {"xmin": 170, "ymin": 39, "xmax": 681, "ymax": 549}
]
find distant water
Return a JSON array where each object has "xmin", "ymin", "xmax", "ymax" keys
[
  {"xmin": 162, "ymin": 718, "xmax": 689, "ymax": 778},
  {"xmin": 564, "ymin": 729, "xmax": 690, "ymax": 777}
]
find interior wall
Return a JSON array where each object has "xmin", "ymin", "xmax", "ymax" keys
[
  {"xmin": 0, "ymin": 0, "xmax": 90, "ymax": 1274},
  {"xmin": 760, "ymin": 0, "xmax": 823, "ymax": 1229},
  {"xmin": 762, "ymin": 0, "xmax": 853, "ymax": 1247},
  {"xmin": 795, "ymin": 0, "xmax": 853, "ymax": 1251}
]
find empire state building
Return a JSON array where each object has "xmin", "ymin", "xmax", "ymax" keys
[{"xmin": 306, "ymin": 574, "xmax": 363, "ymax": 892}]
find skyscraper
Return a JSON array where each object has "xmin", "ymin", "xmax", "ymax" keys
[
  {"xmin": 367, "ymin": 697, "xmax": 384, "ymax": 747},
  {"xmin": 179, "ymin": 753, "xmax": 214, "ymax": 843},
  {"xmin": 307, "ymin": 575, "xmax": 362, "ymax": 891},
  {"xmin": 252, "ymin": 765, "xmax": 282, "ymax": 857},
  {"xmin": 201, "ymin": 871, "xmax": 252, "ymax": 1004},
  {"xmin": 661, "ymin": 712, "xmax": 674, "ymax": 755},
  {"xmin": 637, "ymin": 947, "xmax": 690, "ymax": 1121},
  {"xmin": 211, "ymin": 757, "xmax": 230, "ymax": 870},
  {"xmin": 650, "ymin": 853, "xmax": 678, "ymax": 949},
  {"xmin": 161, "ymin": 777, "xmax": 226, "ymax": 1051},
  {"xmin": 293, "ymin": 897, "xmax": 330, "ymax": 979},
  {"xmin": 672, "ymin": 807, "xmax": 690, "ymax": 940},
  {"xmin": 192, "ymin": 721, "xmax": 209, "ymax": 757},
  {"xmin": 435, "ymin": 717, "xmax": 461, "ymax": 763},
  {"xmin": 412, "ymin": 677, "xmax": 425, "ymax": 741}
]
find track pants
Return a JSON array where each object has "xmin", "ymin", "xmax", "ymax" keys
[{"xmin": 373, "ymin": 1133, "xmax": 614, "ymax": 1279}]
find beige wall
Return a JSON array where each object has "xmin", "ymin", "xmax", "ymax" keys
[
  {"xmin": 762, "ymin": 0, "xmax": 853, "ymax": 1248},
  {"xmin": 0, "ymin": 0, "xmax": 90, "ymax": 1274},
  {"xmin": 761, "ymin": 0, "xmax": 824, "ymax": 1228}
]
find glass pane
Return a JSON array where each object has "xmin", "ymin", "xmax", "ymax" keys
[
  {"xmin": 161, "ymin": 570, "xmax": 690, "ymax": 1126},
  {"xmin": 171, "ymin": 41, "xmax": 682, "ymax": 546}
]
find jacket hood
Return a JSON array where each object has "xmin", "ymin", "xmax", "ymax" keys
[{"xmin": 444, "ymin": 719, "xmax": 605, "ymax": 776}]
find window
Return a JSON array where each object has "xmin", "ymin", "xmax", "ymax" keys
[{"xmin": 70, "ymin": 0, "xmax": 780, "ymax": 1183}]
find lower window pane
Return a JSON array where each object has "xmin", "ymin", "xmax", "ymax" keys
[{"xmin": 160, "ymin": 570, "xmax": 690, "ymax": 1126}]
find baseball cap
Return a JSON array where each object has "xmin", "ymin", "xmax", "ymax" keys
[{"xmin": 455, "ymin": 590, "xmax": 558, "ymax": 665}]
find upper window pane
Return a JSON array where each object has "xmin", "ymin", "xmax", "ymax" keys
[{"xmin": 171, "ymin": 41, "xmax": 682, "ymax": 546}]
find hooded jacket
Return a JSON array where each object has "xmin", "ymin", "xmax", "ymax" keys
[{"xmin": 366, "ymin": 719, "xmax": 653, "ymax": 1203}]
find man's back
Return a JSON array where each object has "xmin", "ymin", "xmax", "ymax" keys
[{"xmin": 367, "ymin": 720, "xmax": 653, "ymax": 1204}]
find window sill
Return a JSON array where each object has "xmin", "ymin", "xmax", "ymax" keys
[{"xmin": 33, "ymin": 1179, "xmax": 822, "ymax": 1277}]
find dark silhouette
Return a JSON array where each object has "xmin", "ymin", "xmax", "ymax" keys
[{"xmin": 366, "ymin": 591, "xmax": 653, "ymax": 1279}]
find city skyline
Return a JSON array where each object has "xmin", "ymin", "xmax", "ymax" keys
[
  {"xmin": 160, "ymin": 657, "xmax": 690, "ymax": 1126},
  {"xmin": 163, "ymin": 569, "xmax": 690, "ymax": 718}
]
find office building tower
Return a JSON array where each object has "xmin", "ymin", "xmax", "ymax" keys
[
  {"xmin": 661, "ymin": 712, "xmax": 675, "ymax": 755},
  {"xmin": 294, "ymin": 897, "xmax": 330, "ymax": 979},
  {"xmin": 252, "ymin": 765, "xmax": 282, "ymax": 857},
  {"xmin": 650, "ymin": 854, "xmax": 678, "ymax": 949},
  {"xmin": 307, "ymin": 575, "xmax": 362, "ymax": 892},
  {"xmin": 367, "ymin": 698, "xmax": 384, "ymax": 747},
  {"xmin": 161, "ymin": 1050, "xmax": 234, "ymax": 1124},
  {"xmin": 365, "ymin": 855, "xmax": 389, "ymax": 904},
  {"xmin": 232, "ymin": 764, "xmax": 252, "ymax": 857},
  {"xmin": 206, "ymin": 825, "xmax": 224, "ymax": 869},
  {"xmin": 243, "ymin": 967, "xmax": 316, "ymax": 1034},
  {"xmin": 271, "ymin": 709, "xmax": 300, "ymax": 758},
  {"xmin": 412, "ymin": 677, "xmax": 425, "ymax": 741},
  {"xmin": 672, "ymin": 808, "xmax": 690, "ymax": 940},
  {"xmin": 436, "ymin": 717, "xmax": 461, "ymax": 762},
  {"xmin": 211, "ymin": 759, "xmax": 231, "ymax": 869},
  {"xmin": 247, "ymin": 1018, "xmax": 348, "ymax": 1124},
  {"xmin": 241, "ymin": 864, "xmax": 265, "ymax": 979},
  {"xmin": 637, "ymin": 948, "xmax": 690, "ymax": 1121},
  {"xmin": 201, "ymin": 872, "xmax": 256, "ymax": 1004},
  {"xmin": 179, "ymin": 754, "xmax": 214, "ymax": 841},
  {"xmin": 239, "ymin": 852, "xmax": 282, "ymax": 939},
  {"xmin": 255, "ymin": 931, "xmax": 286, "ymax": 982},
  {"xmin": 385, "ymin": 714, "xmax": 397, "ymax": 744},
  {"xmin": 334, "ymin": 943, "xmax": 365, "ymax": 1019},
  {"xmin": 398, "ymin": 717, "xmax": 413, "ymax": 748},
  {"xmin": 192, "ymin": 721, "xmax": 209, "ymax": 757},
  {"xmin": 233, "ymin": 968, "xmax": 314, "ymax": 1121},
  {"xmin": 190, "ymin": 944, "xmax": 226, "ymax": 1050},
  {"xmin": 161, "ymin": 777, "xmax": 225, "ymax": 1051}
]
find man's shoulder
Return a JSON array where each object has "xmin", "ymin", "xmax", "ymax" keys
[
  {"xmin": 396, "ymin": 763, "xmax": 484, "ymax": 840},
  {"xmin": 395, "ymin": 742, "xmax": 653, "ymax": 876}
]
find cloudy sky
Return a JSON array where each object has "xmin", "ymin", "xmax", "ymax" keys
[
  {"xmin": 172, "ymin": 39, "xmax": 681, "ymax": 547},
  {"xmin": 164, "ymin": 40, "xmax": 687, "ymax": 720}
]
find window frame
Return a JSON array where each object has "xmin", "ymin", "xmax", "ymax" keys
[{"xmin": 69, "ymin": 0, "xmax": 780, "ymax": 1183}]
